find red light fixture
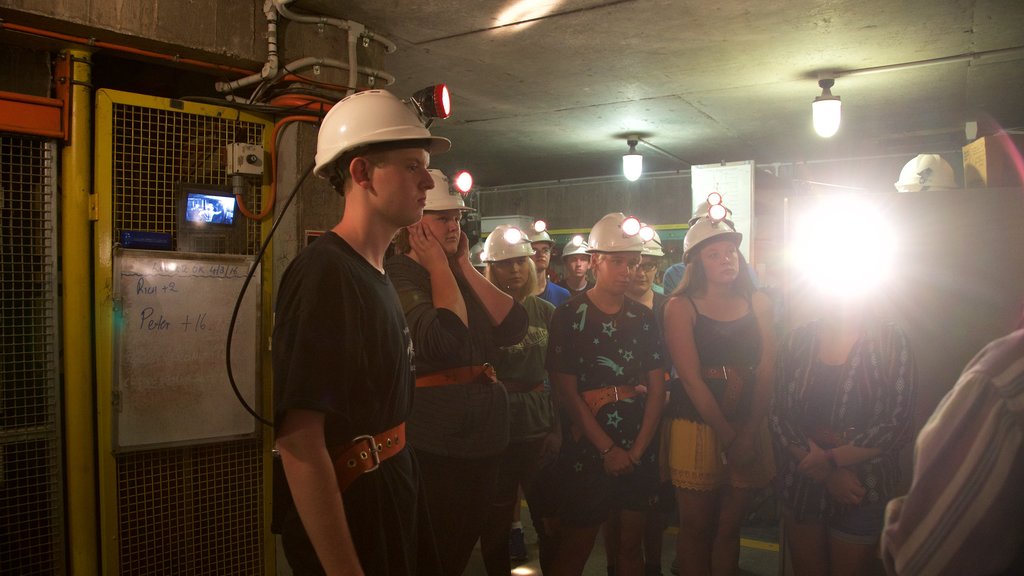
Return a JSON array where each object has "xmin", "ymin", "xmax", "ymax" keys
[{"xmin": 409, "ymin": 83, "xmax": 452, "ymax": 127}]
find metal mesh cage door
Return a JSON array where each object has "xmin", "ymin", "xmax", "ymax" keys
[
  {"xmin": 95, "ymin": 90, "xmax": 272, "ymax": 576},
  {"xmin": 0, "ymin": 133, "xmax": 64, "ymax": 575}
]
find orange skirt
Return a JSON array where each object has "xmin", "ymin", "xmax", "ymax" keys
[{"xmin": 666, "ymin": 418, "xmax": 775, "ymax": 491}]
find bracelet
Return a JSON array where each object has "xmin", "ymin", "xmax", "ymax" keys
[{"xmin": 599, "ymin": 444, "xmax": 615, "ymax": 456}]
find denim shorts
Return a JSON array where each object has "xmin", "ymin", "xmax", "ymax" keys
[{"xmin": 828, "ymin": 499, "xmax": 886, "ymax": 545}]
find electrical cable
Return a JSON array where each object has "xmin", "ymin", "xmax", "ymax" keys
[
  {"xmin": 226, "ymin": 161, "xmax": 315, "ymax": 427},
  {"xmin": 236, "ymin": 115, "xmax": 320, "ymax": 221}
]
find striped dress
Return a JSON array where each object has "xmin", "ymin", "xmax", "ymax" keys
[{"xmin": 770, "ymin": 320, "xmax": 916, "ymax": 520}]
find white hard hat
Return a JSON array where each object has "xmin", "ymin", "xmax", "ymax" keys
[
  {"xmin": 683, "ymin": 217, "xmax": 742, "ymax": 262},
  {"xmin": 425, "ymin": 169, "xmax": 474, "ymax": 212},
  {"xmin": 642, "ymin": 229, "xmax": 665, "ymax": 257},
  {"xmin": 587, "ymin": 213, "xmax": 644, "ymax": 253},
  {"xmin": 529, "ymin": 229, "xmax": 554, "ymax": 244},
  {"xmin": 562, "ymin": 235, "xmax": 591, "ymax": 259},
  {"xmin": 483, "ymin": 225, "xmax": 535, "ymax": 262},
  {"xmin": 314, "ymin": 90, "xmax": 451, "ymax": 178},
  {"xmin": 894, "ymin": 154, "xmax": 958, "ymax": 192}
]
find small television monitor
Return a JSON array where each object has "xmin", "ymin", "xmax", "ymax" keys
[
  {"xmin": 176, "ymin": 183, "xmax": 247, "ymax": 254},
  {"xmin": 183, "ymin": 191, "xmax": 237, "ymax": 226}
]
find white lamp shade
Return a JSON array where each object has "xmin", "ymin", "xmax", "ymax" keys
[
  {"xmin": 623, "ymin": 153, "xmax": 643, "ymax": 181},
  {"xmin": 812, "ymin": 98, "xmax": 842, "ymax": 138}
]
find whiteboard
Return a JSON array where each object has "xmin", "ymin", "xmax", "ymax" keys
[
  {"xmin": 113, "ymin": 249, "xmax": 261, "ymax": 449},
  {"xmin": 691, "ymin": 161, "xmax": 755, "ymax": 260}
]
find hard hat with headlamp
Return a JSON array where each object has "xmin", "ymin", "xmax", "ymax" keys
[
  {"xmin": 483, "ymin": 225, "xmax": 535, "ymax": 262},
  {"xmin": 562, "ymin": 235, "xmax": 591, "ymax": 259},
  {"xmin": 528, "ymin": 220, "xmax": 554, "ymax": 245},
  {"xmin": 894, "ymin": 154, "xmax": 958, "ymax": 192},
  {"xmin": 641, "ymin": 228, "xmax": 665, "ymax": 257},
  {"xmin": 689, "ymin": 200, "xmax": 734, "ymax": 226},
  {"xmin": 587, "ymin": 212, "xmax": 645, "ymax": 253},
  {"xmin": 425, "ymin": 169, "xmax": 475, "ymax": 212},
  {"xmin": 683, "ymin": 216, "xmax": 743, "ymax": 263},
  {"xmin": 314, "ymin": 89, "xmax": 452, "ymax": 178}
]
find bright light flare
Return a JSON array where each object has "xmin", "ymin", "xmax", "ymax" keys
[
  {"xmin": 511, "ymin": 566, "xmax": 537, "ymax": 575},
  {"xmin": 707, "ymin": 192, "xmax": 722, "ymax": 205},
  {"xmin": 570, "ymin": 234, "xmax": 584, "ymax": 247},
  {"xmin": 708, "ymin": 204, "xmax": 728, "ymax": 221},
  {"xmin": 495, "ymin": 0, "xmax": 562, "ymax": 28},
  {"xmin": 639, "ymin": 225, "xmax": 655, "ymax": 242},
  {"xmin": 622, "ymin": 216, "xmax": 641, "ymax": 236},
  {"xmin": 534, "ymin": 219, "xmax": 547, "ymax": 233},
  {"xmin": 813, "ymin": 97, "xmax": 842, "ymax": 138},
  {"xmin": 453, "ymin": 170, "xmax": 473, "ymax": 194},
  {"xmin": 439, "ymin": 84, "xmax": 451, "ymax": 118},
  {"xmin": 503, "ymin": 227, "xmax": 524, "ymax": 244},
  {"xmin": 623, "ymin": 152, "xmax": 643, "ymax": 182},
  {"xmin": 789, "ymin": 197, "xmax": 896, "ymax": 298}
]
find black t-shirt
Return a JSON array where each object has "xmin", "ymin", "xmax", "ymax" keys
[
  {"xmin": 274, "ymin": 232, "xmax": 414, "ymax": 443},
  {"xmin": 547, "ymin": 292, "xmax": 663, "ymax": 392},
  {"xmin": 273, "ymin": 232, "xmax": 438, "ymax": 576}
]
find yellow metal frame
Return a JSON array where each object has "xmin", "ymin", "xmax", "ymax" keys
[
  {"xmin": 62, "ymin": 48, "xmax": 97, "ymax": 575},
  {"xmin": 93, "ymin": 88, "xmax": 275, "ymax": 575}
]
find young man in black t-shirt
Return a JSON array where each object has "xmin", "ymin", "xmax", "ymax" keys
[{"xmin": 272, "ymin": 89, "xmax": 449, "ymax": 576}]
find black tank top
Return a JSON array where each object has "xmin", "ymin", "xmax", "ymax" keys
[{"xmin": 669, "ymin": 296, "xmax": 761, "ymax": 422}]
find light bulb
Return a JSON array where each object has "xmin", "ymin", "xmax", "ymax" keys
[
  {"xmin": 622, "ymin": 138, "xmax": 642, "ymax": 181},
  {"xmin": 623, "ymin": 152, "xmax": 643, "ymax": 181},
  {"xmin": 812, "ymin": 78, "xmax": 842, "ymax": 138},
  {"xmin": 622, "ymin": 217, "xmax": 641, "ymax": 236}
]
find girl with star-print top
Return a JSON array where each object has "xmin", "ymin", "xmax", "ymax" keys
[{"xmin": 544, "ymin": 212, "xmax": 666, "ymax": 576}]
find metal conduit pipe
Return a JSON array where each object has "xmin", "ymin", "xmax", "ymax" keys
[
  {"xmin": 215, "ymin": 0, "xmax": 280, "ymax": 93},
  {"xmin": 272, "ymin": 0, "xmax": 398, "ymax": 54},
  {"xmin": 278, "ymin": 56, "xmax": 396, "ymax": 87}
]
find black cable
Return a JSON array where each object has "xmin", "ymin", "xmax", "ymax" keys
[{"xmin": 226, "ymin": 161, "xmax": 315, "ymax": 427}]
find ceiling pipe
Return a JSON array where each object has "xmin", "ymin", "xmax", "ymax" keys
[
  {"xmin": 0, "ymin": 20, "xmax": 254, "ymax": 77},
  {"xmin": 476, "ymin": 149, "xmax": 960, "ymax": 194},
  {"xmin": 269, "ymin": 0, "xmax": 397, "ymax": 96},
  {"xmin": 272, "ymin": 0, "xmax": 397, "ymax": 53},
  {"xmin": 215, "ymin": 0, "xmax": 279, "ymax": 93},
  {"xmin": 273, "ymin": 57, "xmax": 395, "ymax": 87},
  {"xmin": 831, "ymin": 45, "xmax": 1024, "ymax": 78}
]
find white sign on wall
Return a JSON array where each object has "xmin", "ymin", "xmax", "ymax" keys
[{"xmin": 691, "ymin": 160, "xmax": 755, "ymax": 261}]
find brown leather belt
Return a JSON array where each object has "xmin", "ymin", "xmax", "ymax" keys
[
  {"xmin": 330, "ymin": 422, "xmax": 405, "ymax": 493},
  {"xmin": 701, "ymin": 366, "xmax": 746, "ymax": 417},
  {"xmin": 580, "ymin": 385, "xmax": 638, "ymax": 415},
  {"xmin": 504, "ymin": 380, "xmax": 544, "ymax": 394},
  {"xmin": 415, "ymin": 364, "xmax": 497, "ymax": 388}
]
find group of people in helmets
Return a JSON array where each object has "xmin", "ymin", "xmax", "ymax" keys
[{"xmin": 272, "ymin": 87, "xmax": 924, "ymax": 576}]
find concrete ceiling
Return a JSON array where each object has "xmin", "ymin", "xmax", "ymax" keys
[{"xmin": 273, "ymin": 2, "xmax": 1021, "ymax": 186}]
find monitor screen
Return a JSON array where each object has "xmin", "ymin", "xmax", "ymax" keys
[{"xmin": 184, "ymin": 192, "xmax": 236, "ymax": 226}]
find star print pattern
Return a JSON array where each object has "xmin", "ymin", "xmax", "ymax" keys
[
  {"xmin": 602, "ymin": 321, "xmax": 617, "ymax": 336},
  {"xmin": 605, "ymin": 410, "xmax": 623, "ymax": 428},
  {"xmin": 545, "ymin": 294, "xmax": 666, "ymax": 491}
]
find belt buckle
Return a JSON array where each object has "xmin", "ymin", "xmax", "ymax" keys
[{"xmin": 350, "ymin": 434, "xmax": 382, "ymax": 472}]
